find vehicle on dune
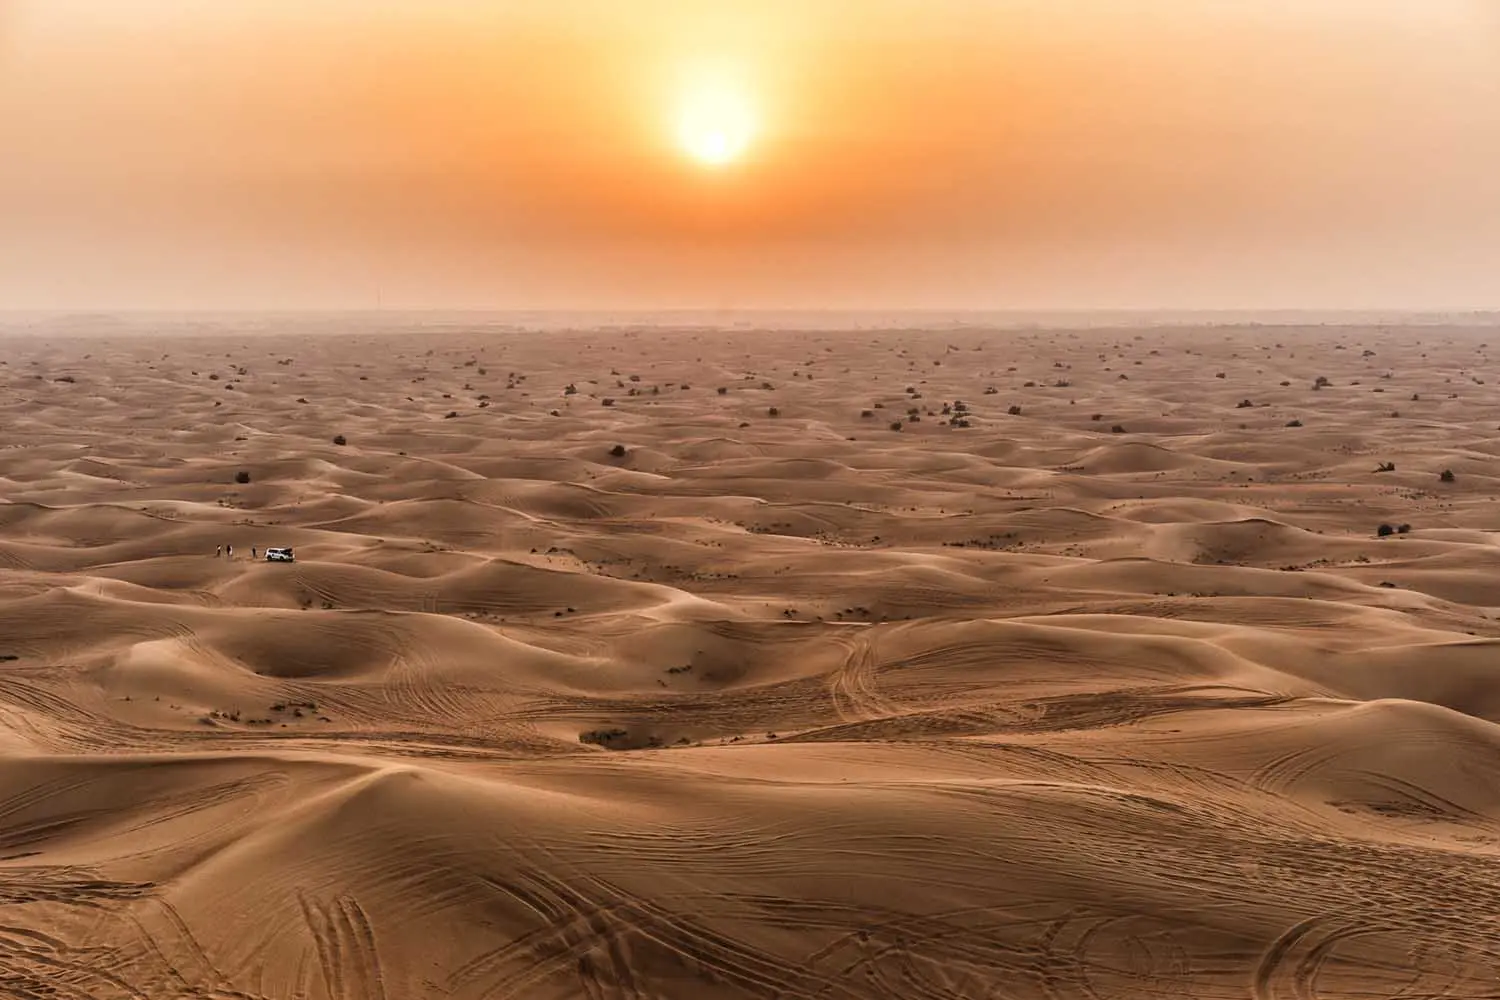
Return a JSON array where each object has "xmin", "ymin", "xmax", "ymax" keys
[{"xmin": 265, "ymin": 547, "xmax": 295, "ymax": 563}]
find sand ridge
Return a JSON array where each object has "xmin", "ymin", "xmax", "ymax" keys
[{"xmin": 2, "ymin": 319, "xmax": 1500, "ymax": 997}]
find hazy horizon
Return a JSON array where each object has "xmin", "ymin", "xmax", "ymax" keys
[{"xmin": 3, "ymin": 1, "xmax": 1498, "ymax": 312}]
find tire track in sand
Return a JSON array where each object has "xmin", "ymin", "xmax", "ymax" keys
[
  {"xmin": 299, "ymin": 892, "xmax": 388, "ymax": 1000},
  {"xmin": 828, "ymin": 631, "xmax": 900, "ymax": 723}
]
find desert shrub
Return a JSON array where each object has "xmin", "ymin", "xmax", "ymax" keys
[
  {"xmin": 984, "ymin": 387, "xmax": 998, "ymax": 395},
  {"xmin": 717, "ymin": 387, "xmax": 728, "ymax": 395},
  {"xmin": 860, "ymin": 409, "xmax": 874, "ymax": 418},
  {"xmin": 234, "ymin": 470, "xmax": 251, "ymax": 484},
  {"xmin": 1377, "ymin": 523, "xmax": 1395, "ymax": 537},
  {"xmin": 1007, "ymin": 405, "xmax": 1022, "ymax": 416},
  {"xmin": 601, "ymin": 398, "xmax": 616, "ymax": 407},
  {"xmin": 1375, "ymin": 461, "xmax": 1395, "ymax": 472},
  {"xmin": 1285, "ymin": 419, "xmax": 1302, "ymax": 427},
  {"xmin": 1397, "ymin": 523, "xmax": 1412, "ymax": 534},
  {"xmin": 767, "ymin": 407, "xmax": 780, "ymax": 417},
  {"xmin": 579, "ymin": 728, "xmax": 629, "ymax": 746},
  {"xmin": 1440, "ymin": 469, "xmax": 1456, "ymax": 483},
  {"xmin": 1216, "ymin": 372, "xmax": 1227, "ymax": 379},
  {"xmin": 1236, "ymin": 399, "xmax": 1254, "ymax": 408},
  {"xmin": 1110, "ymin": 424, "xmax": 1126, "ymax": 434},
  {"xmin": 609, "ymin": 444, "xmax": 627, "ymax": 457},
  {"xmin": 889, "ymin": 421, "xmax": 904, "ymax": 431},
  {"xmin": 332, "ymin": 434, "xmax": 347, "ymax": 446},
  {"xmin": 564, "ymin": 383, "xmax": 578, "ymax": 395},
  {"xmin": 444, "ymin": 410, "xmax": 458, "ymax": 419},
  {"xmin": 1091, "ymin": 413, "xmax": 1103, "ymax": 421}
]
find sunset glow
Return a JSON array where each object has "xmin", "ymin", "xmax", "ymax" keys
[
  {"xmin": 0, "ymin": 1, "xmax": 1496, "ymax": 310},
  {"xmin": 677, "ymin": 85, "xmax": 756, "ymax": 166}
]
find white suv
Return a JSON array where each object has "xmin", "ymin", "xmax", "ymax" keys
[{"xmin": 265, "ymin": 547, "xmax": 295, "ymax": 563}]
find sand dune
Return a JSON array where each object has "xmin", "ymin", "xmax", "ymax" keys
[{"xmin": 2, "ymin": 320, "xmax": 1500, "ymax": 997}]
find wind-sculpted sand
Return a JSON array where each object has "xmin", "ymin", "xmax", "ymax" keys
[{"xmin": 2, "ymin": 318, "xmax": 1499, "ymax": 998}]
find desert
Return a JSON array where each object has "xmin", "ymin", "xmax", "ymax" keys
[{"xmin": 1, "ymin": 316, "xmax": 1498, "ymax": 998}]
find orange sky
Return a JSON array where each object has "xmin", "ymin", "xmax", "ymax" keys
[{"xmin": 1, "ymin": 1, "xmax": 1497, "ymax": 311}]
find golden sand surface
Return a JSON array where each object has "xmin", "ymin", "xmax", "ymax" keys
[{"xmin": 2, "ymin": 320, "xmax": 1499, "ymax": 998}]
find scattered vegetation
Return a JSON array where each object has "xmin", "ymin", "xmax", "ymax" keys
[
  {"xmin": 332, "ymin": 434, "xmax": 347, "ymax": 446},
  {"xmin": 579, "ymin": 728, "xmax": 630, "ymax": 747},
  {"xmin": 1439, "ymin": 468, "xmax": 1456, "ymax": 483},
  {"xmin": 609, "ymin": 444, "xmax": 627, "ymax": 458},
  {"xmin": 234, "ymin": 470, "xmax": 251, "ymax": 484}
]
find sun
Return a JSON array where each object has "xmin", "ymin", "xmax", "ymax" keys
[{"xmin": 677, "ymin": 86, "xmax": 755, "ymax": 167}]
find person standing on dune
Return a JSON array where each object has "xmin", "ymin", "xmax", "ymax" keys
[
  {"xmin": 215, "ymin": 544, "xmax": 222, "ymax": 558},
  {"xmin": 226, "ymin": 544, "xmax": 233, "ymax": 559}
]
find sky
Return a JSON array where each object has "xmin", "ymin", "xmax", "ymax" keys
[{"xmin": 1, "ymin": 1, "xmax": 1497, "ymax": 312}]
